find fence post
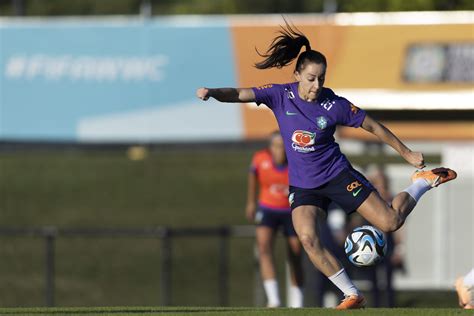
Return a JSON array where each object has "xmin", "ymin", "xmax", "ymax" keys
[
  {"xmin": 253, "ymin": 243, "xmax": 265, "ymax": 307},
  {"xmin": 218, "ymin": 227, "xmax": 229, "ymax": 306},
  {"xmin": 44, "ymin": 227, "xmax": 57, "ymax": 307},
  {"xmin": 160, "ymin": 228, "xmax": 172, "ymax": 306}
]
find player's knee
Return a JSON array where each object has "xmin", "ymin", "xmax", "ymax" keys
[
  {"xmin": 379, "ymin": 223, "xmax": 395, "ymax": 233},
  {"xmin": 257, "ymin": 242, "xmax": 272, "ymax": 257},
  {"xmin": 379, "ymin": 214, "xmax": 403, "ymax": 233},
  {"xmin": 298, "ymin": 233, "xmax": 313, "ymax": 248},
  {"xmin": 298, "ymin": 233, "xmax": 320, "ymax": 251}
]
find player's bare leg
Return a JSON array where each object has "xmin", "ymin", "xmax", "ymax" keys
[
  {"xmin": 292, "ymin": 205, "xmax": 365, "ymax": 309},
  {"xmin": 256, "ymin": 226, "xmax": 280, "ymax": 307},
  {"xmin": 286, "ymin": 236, "xmax": 303, "ymax": 286},
  {"xmin": 256, "ymin": 226, "xmax": 276, "ymax": 280},
  {"xmin": 357, "ymin": 167, "xmax": 457, "ymax": 233},
  {"xmin": 286, "ymin": 236, "xmax": 304, "ymax": 307},
  {"xmin": 292, "ymin": 206, "xmax": 340, "ymax": 276},
  {"xmin": 356, "ymin": 191, "xmax": 411, "ymax": 233}
]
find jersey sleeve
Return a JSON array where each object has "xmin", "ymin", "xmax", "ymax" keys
[
  {"xmin": 251, "ymin": 84, "xmax": 281, "ymax": 110},
  {"xmin": 335, "ymin": 95, "xmax": 366, "ymax": 128}
]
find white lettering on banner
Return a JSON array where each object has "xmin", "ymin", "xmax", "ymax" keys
[{"xmin": 4, "ymin": 54, "xmax": 169, "ymax": 82}]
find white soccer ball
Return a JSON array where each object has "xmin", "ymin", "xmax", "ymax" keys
[{"xmin": 344, "ymin": 225, "xmax": 387, "ymax": 267}]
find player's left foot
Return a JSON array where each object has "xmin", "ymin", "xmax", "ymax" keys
[
  {"xmin": 335, "ymin": 294, "xmax": 366, "ymax": 309},
  {"xmin": 412, "ymin": 167, "xmax": 457, "ymax": 187}
]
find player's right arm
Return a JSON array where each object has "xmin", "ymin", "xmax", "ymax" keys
[
  {"xmin": 196, "ymin": 87, "xmax": 255, "ymax": 103},
  {"xmin": 245, "ymin": 171, "xmax": 258, "ymax": 222}
]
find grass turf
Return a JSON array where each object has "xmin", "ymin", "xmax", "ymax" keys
[{"xmin": 0, "ymin": 306, "xmax": 471, "ymax": 316}]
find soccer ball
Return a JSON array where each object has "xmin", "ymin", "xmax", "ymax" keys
[{"xmin": 344, "ymin": 225, "xmax": 387, "ymax": 267}]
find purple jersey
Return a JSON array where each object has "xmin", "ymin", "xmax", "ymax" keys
[{"xmin": 252, "ymin": 82, "xmax": 366, "ymax": 189}]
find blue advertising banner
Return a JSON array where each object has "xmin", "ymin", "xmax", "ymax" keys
[{"xmin": 0, "ymin": 18, "xmax": 242, "ymax": 141}]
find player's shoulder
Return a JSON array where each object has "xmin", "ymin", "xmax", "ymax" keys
[
  {"xmin": 322, "ymin": 87, "xmax": 353, "ymax": 109},
  {"xmin": 253, "ymin": 149, "xmax": 271, "ymax": 161},
  {"xmin": 321, "ymin": 87, "xmax": 341, "ymax": 101}
]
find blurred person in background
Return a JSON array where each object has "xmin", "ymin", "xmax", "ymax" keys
[
  {"xmin": 246, "ymin": 131, "xmax": 304, "ymax": 308},
  {"xmin": 456, "ymin": 268, "xmax": 474, "ymax": 309}
]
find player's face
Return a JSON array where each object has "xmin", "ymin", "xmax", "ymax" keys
[
  {"xmin": 294, "ymin": 62, "xmax": 326, "ymax": 102},
  {"xmin": 269, "ymin": 134, "xmax": 286, "ymax": 165}
]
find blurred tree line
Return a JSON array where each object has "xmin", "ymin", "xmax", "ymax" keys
[{"xmin": 1, "ymin": 0, "xmax": 472, "ymax": 16}]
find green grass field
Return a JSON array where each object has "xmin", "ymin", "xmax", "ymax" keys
[{"xmin": 0, "ymin": 306, "xmax": 471, "ymax": 316}]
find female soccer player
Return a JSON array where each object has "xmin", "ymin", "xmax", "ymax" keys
[
  {"xmin": 246, "ymin": 131, "xmax": 303, "ymax": 308},
  {"xmin": 196, "ymin": 23, "xmax": 457, "ymax": 309}
]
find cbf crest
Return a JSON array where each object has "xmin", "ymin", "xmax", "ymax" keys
[{"xmin": 316, "ymin": 116, "xmax": 328, "ymax": 130}]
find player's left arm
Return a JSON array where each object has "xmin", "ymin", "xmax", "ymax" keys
[{"xmin": 361, "ymin": 115, "xmax": 425, "ymax": 169}]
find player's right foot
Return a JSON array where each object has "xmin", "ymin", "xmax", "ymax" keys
[
  {"xmin": 335, "ymin": 294, "xmax": 366, "ymax": 310},
  {"xmin": 411, "ymin": 167, "xmax": 457, "ymax": 187}
]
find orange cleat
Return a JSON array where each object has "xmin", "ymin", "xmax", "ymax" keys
[
  {"xmin": 335, "ymin": 294, "xmax": 366, "ymax": 310},
  {"xmin": 411, "ymin": 167, "xmax": 457, "ymax": 187}
]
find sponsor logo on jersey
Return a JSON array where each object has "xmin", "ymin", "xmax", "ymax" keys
[
  {"xmin": 291, "ymin": 130, "xmax": 316, "ymax": 153},
  {"xmin": 316, "ymin": 116, "xmax": 328, "ymax": 130},
  {"xmin": 269, "ymin": 184, "xmax": 289, "ymax": 197},
  {"xmin": 286, "ymin": 110, "xmax": 297, "ymax": 116},
  {"xmin": 256, "ymin": 84, "xmax": 273, "ymax": 90}
]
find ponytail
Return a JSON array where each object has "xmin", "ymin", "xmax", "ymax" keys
[
  {"xmin": 255, "ymin": 20, "xmax": 327, "ymax": 72},
  {"xmin": 255, "ymin": 20, "xmax": 310, "ymax": 70}
]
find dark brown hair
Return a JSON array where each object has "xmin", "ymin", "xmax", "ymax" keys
[{"xmin": 255, "ymin": 20, "xmax": 327, "ymax": 72}]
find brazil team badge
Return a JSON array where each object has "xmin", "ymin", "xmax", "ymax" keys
[{"xmin": 316, "ymin": 116, "xmax": 328, "ymax": 130}]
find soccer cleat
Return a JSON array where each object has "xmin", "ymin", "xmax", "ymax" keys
[
  {"xmin": 335, "ymin": 294, "xmax": 366, "ymax": 310},
  {"xmin": 411, "ymin": 167, "xmax": 457, "ymax": 187}
]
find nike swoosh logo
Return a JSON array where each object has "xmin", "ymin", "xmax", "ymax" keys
[
  {"xmin": 353, "ymin": 187, "xmax": 363, "ymax": 197},
  {"xmin": 286, "ymin": 111, "xmax": 297, "ymax": 116}
]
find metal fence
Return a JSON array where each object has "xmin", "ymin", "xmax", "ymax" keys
[{"xmin": 0, "ymin": 225, "xmax": 257, "ymax": 307}]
